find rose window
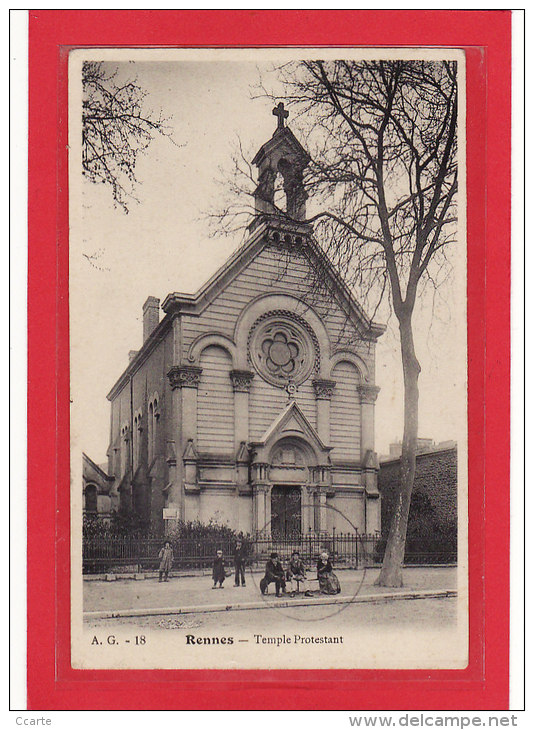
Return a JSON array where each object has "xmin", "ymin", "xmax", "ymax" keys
[
  {"xmin": 262, "ymin": 331, "xmax": 300, "ymax": 376},
  {"xmin": 249, "ymin": 315, "xmax": 318, "ymax": 387}
]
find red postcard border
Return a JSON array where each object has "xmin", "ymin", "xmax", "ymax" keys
[{"xmin": 27, "ymin": 10, "xmax": 511, "ymax": 710}]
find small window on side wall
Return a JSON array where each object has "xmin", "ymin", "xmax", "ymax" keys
[{"xmin": 85, "ymin": 484, "xmax": 98, "ymax": 513}]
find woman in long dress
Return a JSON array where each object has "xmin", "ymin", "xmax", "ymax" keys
[{"xmin": 317, "ymin": 551, "xmax": 341, "ymax": 594}]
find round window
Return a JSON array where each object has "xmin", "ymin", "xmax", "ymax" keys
[{"xmin": 249, "ymin": 314, "xmax": 318, "ymax": 387}]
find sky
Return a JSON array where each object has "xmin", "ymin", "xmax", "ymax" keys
[{"xmin": 69, "ymin": 50, "xmax": 466, "ymax": 465}]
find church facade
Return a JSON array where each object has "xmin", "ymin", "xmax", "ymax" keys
[{"xmin": 94, "ymin": 107, "xmax": 385, "ymax": 537}]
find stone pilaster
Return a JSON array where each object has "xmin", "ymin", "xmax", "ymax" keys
[
  {"xmin": 251, "ymin": 460, "xmax": 270, "ymax": 534},
  {"xmin": 167, "ymin": 365, "xmax": 202, "ymax": 518},
  {"xmin": 167, "ymin": 365, "xmax": 201, "ymax": 442},
  {"xmin": 230, "ymin": 370, "xmax": 254, "ymax": 446},
  {"xmin": 313, "ymin": 378, "xmax": 336, "ymax": 444},
  {"xmin": 168, "ymin": 378, "xmax": 183, "ymax": 515},
  {"xmin": 358, "ymin": 384, "xmax": 380, "ymax": 404},
  {"xmin": 163, "ymin": 439, "xmax": 180, "ymax": 532},
  {"xmin": 165, "ymin": 438, "xmax": 177, "ymax": 478},
  {"xmin": 318, "ymin": 489, "xmax": 327, "ymax": 533},
  {"xmin": 301, "ymin": 486, "xmax": 314, "ymax": 534},
  {"xmin": 183, "ymin": 438, "xmax": 199, "ymax": 493},
  {"xmin": 236, "ymin": 441, "xmax": 251, "ymax": 495},
  {"xmin": 358, "ymin": 384, "xmax": 380, "ymax": 461},
  {"xmin": 254, "ymin": 484, "xmax": 270, "ymax": 535},
  {"xmin": 167, "ymin": 365, "xmax": 202, "ymax": 390},
  {"xmin": 265, "ymin": 485, "xmax": 272, "ymax": 535}
]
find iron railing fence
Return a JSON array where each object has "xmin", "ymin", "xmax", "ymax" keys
[{"xmin": 82, "ymin": 532, "xmax": 456, "ymax": 574}]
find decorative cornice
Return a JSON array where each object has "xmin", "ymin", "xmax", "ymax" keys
[
  {"xmin": 358, "ymin": 384, "xmax": 380, "ymax": 404},
  {"xmin": 251, "ymin": 462, "xmax": 270, "ymax": 484},
  {"xmin": 230, "ymin": 369, "xmax": 255, "ymax": 393},
  {"xmin": 312, "ymin": 378, "xmax": 336, "ymax": 400},
  {"xmin": 310, "ymin": 464, "xmax": 332, "ymax": 485},
  {"xmin": 167, "ymin": 365, "xmax": 202, "ymax": 390}
]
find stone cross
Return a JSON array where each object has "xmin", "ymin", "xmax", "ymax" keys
[
  {"xmin": 285, "ymin": 378, "xmax": 298, "ymax": 401},
  {"xmin": 273, "ymin": 102, "xmax": 289, "ymax": 129}
]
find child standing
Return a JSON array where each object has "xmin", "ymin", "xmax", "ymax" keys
[
  {"xmin": 212, "ymin": 549, "xmax": 226, "ymax": 589},
  {"xmin": 158, "ymin": 541, "xmax": 173, "ymax": 583}
]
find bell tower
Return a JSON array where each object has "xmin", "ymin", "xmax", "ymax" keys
[{"xmin": 252, "ymin": 102, "xmax": 311, "ymax": 221}]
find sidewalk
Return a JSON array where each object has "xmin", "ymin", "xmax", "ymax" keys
[{"xmin": 84, "ymin": 566, "xmax": 456, "ymax": 618}]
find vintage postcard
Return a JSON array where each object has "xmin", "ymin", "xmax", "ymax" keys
[{"xmin": 69, "ymin": 46, "xmax": 468, "ymax": 671}]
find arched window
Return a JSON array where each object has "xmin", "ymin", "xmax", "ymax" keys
[
  {"xmin": 133, "ymin": 415, "xmax": 138, "ymax": 470},
  {"xmin": 197, "ymin": 346, "xmax": 234, "ymax": 453},
  {"xmin": 132, "ymin": 410, "xmax": 142, "ymax": 470},
  {"xmin": 330, "ymin": 361, "xmax": 361, "ymax": 461},
  {"xmin": 148, "ymin": 402, "xmax": 154, "ymax": 463},
  {"xmin": 85, "ymin": 484, "xmax": 98, "ymax": 513},
  {"xmin": 121, "ymin": 425, "xmax": 130, "ymax": 476},
  {"xmin": 152, "ymin": 397, "xmax": 159, "ymax": 459}
]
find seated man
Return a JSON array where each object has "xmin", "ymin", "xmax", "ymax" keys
[
  {"xmin": 286, "ymin": 550, "xmax": 307, "ymax": 594},
  {"xmin": 259, "ymin": 552, "xmax": 286, "ymax": 598}
]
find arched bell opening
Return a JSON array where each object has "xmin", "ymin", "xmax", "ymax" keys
[
  {"xmin": 273, "ymin": 168, "xmax": 287, "ymax": 213},
  {"xmin": 252, "ymin": 104, "xmax": 311, "ymax": 221}
]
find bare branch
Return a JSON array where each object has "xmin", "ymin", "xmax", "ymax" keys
[{"xmin": 82, "ymin": 61, "xmax": 178, "ymax": 212}]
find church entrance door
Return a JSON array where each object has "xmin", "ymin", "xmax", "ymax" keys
[{"xmin": 271, "ymin": 485, "xmax": 301, "ymax": 538}]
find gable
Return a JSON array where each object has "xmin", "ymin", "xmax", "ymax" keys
[
  {"xmin": 172, "ymin": 221, "xmax": 383, "ymax": 364},
  {"xmin": 250, "ymin": 401, "xmax": 331, "ymax": 466},
  {"xmin": 82, "ymin": 452, "xmax": 113, "ymax": 489},
  {"xmin": 107, "ymin": 217, "xmax": 383, "ymax": 443},
  {"xmin": 251, "ymin": 126, "xmax": 311, "ymax": 168},
  {"xmin": 254, "ymin": 401, "xmax": 327, "ymax": 450}
]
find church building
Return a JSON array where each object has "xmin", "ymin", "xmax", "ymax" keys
[{"xmin": 93, "ymin": 104, "xmax": 385, "ymax": 537}]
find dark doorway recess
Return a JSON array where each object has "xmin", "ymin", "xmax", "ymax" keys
[{"xmin": 271, "ymin": 485, "xmax": 301, "ymax": 538}]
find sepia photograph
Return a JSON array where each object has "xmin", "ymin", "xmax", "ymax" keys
[{"xmin": 69, "ymin": 47, "xmax": 468, "ymax": 670}]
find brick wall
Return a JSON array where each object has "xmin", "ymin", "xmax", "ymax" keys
[{"xmin": 379, "ymin": 447, "xmax": 457, "ymax": 534}]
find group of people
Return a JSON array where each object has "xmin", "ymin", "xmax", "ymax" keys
[
  {"xmin": 211, "ymin": 540, "xmax": 247, "ymax": 588},
  {"xmin": 158, "ymin": 539, "xmax": 247, "ymax": 588},
  {"xmin": 157, "ymin": 540, "xmax": 341, "ymax": 597},
  {"xmin": 260, "ymin": 551, "xmax": 341, "ymax": 598}
]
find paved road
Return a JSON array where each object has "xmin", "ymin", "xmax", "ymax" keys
[
  {"xmin": 84, "ymin": 593, "xmax": 456, "ymax": 632},
  {"xmin": 84, "ymin": 566, "xmax": 456, "ymax": 613}
]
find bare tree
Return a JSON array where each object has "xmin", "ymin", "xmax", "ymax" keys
[
  {"xmin": 216, "ymin": 59, "xmax": 458, "ymax": 587},
  {"xmin": 82, "ymin": 61, "xmax": 174, "ymax": 212}
]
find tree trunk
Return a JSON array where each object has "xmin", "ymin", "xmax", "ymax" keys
[{"xmin": 375, "ymin": 311, "xmax": 420, "ymax": 587}]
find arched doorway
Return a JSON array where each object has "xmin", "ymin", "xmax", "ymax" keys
[
  {"xmin": 268, "ymin": 438, "xmax": 310, "ymax": 538},
  {"xmin": 249, "ymin": 401, "xmax": 332, "ymax": 535},
  {"xmin": 271, "ymin": 485, "xmax": 301, "ymax": 538}
]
